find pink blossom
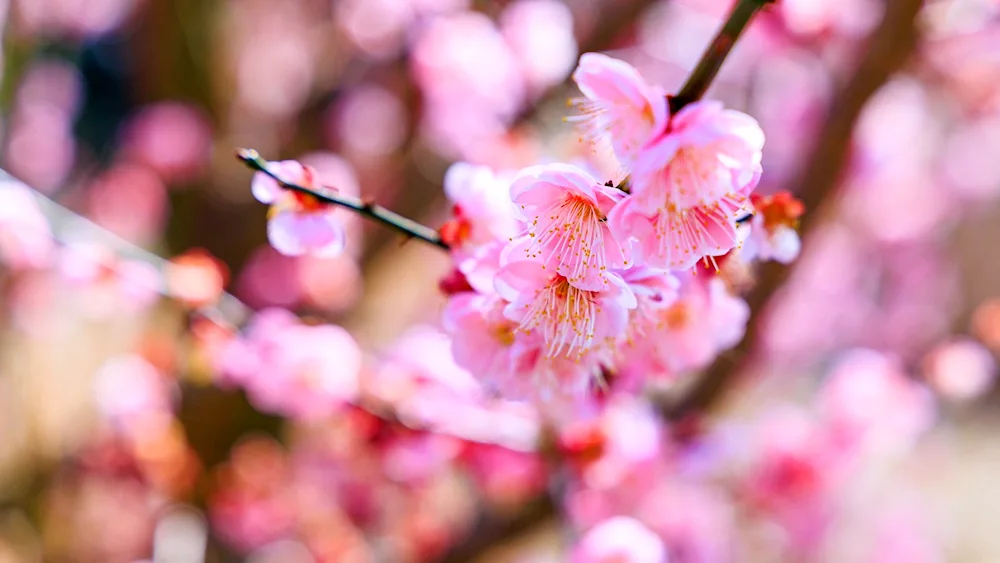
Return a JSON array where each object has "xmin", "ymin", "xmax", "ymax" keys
[
  {"xmin": 507, "ymin": 164, "xmax": 630, "ymax": 291},
  {"xmin": 441, "ymin": 162, "xmax": 519, "ymax": 253},
  {"xmin": 495, "ymin": 259, "xmax": 636, "ymax": 360},
  {"xmin": 120, "ymin": 102, "xmax": 213, "ymax": 183},
  {"xmin": 742, "ymin": 191, "xmax": 805, "ymax": 264},
  {"xmin": 94, "ymin": 355, "xmax": 175, "ymax": 441},
  {"xmin": 251, "ymin": 160, "xmax": 345, "ymax": 257},
  {"xmin": 442, "ymin": 292, "xmax": 520, "ymax": 392},
  {"xmin": 641, "ymin": 275, "xmax": 749, "ymax": 376},
  {"xmin": 242, "ymin": 323, "xmax": 362, "ymax": 420},
  {"xmin": 572, "ymin": 516, "xmax": 668, "ymax": 563},
  {"xmin": 501, "ymin": 0, "xmax": 578, "ymax": 96},
  {"xmin": 0, "ymin": 180, "xmax": 54, "ymax": 269},
  {"xmin": 611, "ymin": 101, "xmax": 764, "ymax": 271},
  {"xmin": 922, "ymin": 337, "xmax": 997, "ymax": 401},
  {"xmin": 569, "ymin": 53, "xmax": 669, "ymax": 167},
  {"xmin": 817, "ymin": 349, "xmax": 935, "ymax": 456}
]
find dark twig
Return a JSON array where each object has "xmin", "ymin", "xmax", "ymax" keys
[
  {"xmin": 236, "ymin": 149, "xmax": 449, "ymax": 251},
  {"xmin": 668, "ymin": 0, "xmax": 776, "ymax": 114},
  {"xmin": 664, "ymin": 0, "xmax": 925, "ymax": 420}
]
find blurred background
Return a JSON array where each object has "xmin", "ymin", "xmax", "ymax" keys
[{"xmin": 2, "ymin": 0, "xmax": 1000, "ymax": 561}]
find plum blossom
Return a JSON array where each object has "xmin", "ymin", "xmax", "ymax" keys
[
  {"xmin": 495, "ymin": 259, "xmax": 636, "ymax": 361},
  {"xmin": 507, "ymin": 164, "xmax": 630, "ymax": 291},
  {"xmin": 443, "ymin": 292, "xmax": 520, "ymax": 391},
  {"xmin": 817, "ymin": 349, "xmax": 935, "ymax": 456},
  {"xmin": 572, "ymin": 516, "xmax": 668, "ymax": 563},
  {"xmin": 251, "ymin": 160, "xmax": 345, "ymax": 257},
  {"xmin": 922, "ymin": 337, "xmax": 997, "ymax": 401},
  {"xmin": 641, "ymin": 274, "xmax": 749, "ymax": 376},
  {"xmin": 441, "ymin": 162, "xmax": 519, "ymax": 251},
  {"xmin": 569, "ymin": 53, "xmax": 670, "ymax": 167},
  {"xmin": 742, "ymin": 192, "xmax": 804, "ymax": 264},
  {"xmin": 610, "ymin": 101, "xmax": 764, "ymax": 271},
  {"xmin": 440, "ymin": 162, "xmax": 520, "ymax": 293},
  {"xmin": 217, "ymin": 310, "xmax": 362, "ymax": 419}
]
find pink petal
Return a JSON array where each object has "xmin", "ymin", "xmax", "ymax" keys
[{"xmin": 267, "ymin": 209, "xmax": 345, "ymax": 257}]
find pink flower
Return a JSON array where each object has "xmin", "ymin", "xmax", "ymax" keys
[
  {"xmin": 442, "ymin": 162, "xmax": 520, "ymax": 249},
  {"xmin": 742, "ymin": 192, "xmax": 804, "ymax": 264},
  {"xmin": 243, "ymin": 323, "xmax": 362, "ymax": 420},
  {"xmin": 817, "ymin": 349, "xmax": 935, "ymax": 455},
  {"xmin": 569, "ymin": 53, "xmax": 669, "ymax": 166},
  {"xmin": 443, "ymin": 292, "xmax": 521, "ymax": 391},
  {"xmin": 93, "ymin": 355, "xmax": 175, "ymax": 441},
  {"xmin": 572, "ymin": 516, "xmax": 668, "ymax": 563},
  {"xmin": 251, "ymin": 160, "xmax": 345, "ymax": 257},
  {"xmin": 495, "ymin": 260, "xmax": 636, "ymax": 360},
  {"xmin": 922, "ymin": 337, "xmax": 997, "ymax": 402},
  {"xmin": 610, "ymin": 101, "xmax": 764, "ymax": 270},
  {"xmin": 641, "ymin": 275, "xmax": 749, "ymax": 376},
  {"xmin": 506, "ymin": 164, "xmax": 630, "ymax": 291}
]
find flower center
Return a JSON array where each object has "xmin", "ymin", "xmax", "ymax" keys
[
  {"xmin": 529, "ymin": 194, "xmax": 608, "ymax": 286},
  {"xmin": 520, "ymin": 275, "xmax": 599, "ymax": 359},
  {"xmin": 662, "ymin": 301, "xmax": 690, "ymax": 330},
  {"xmin": 292, "ymin": 191, "xmax": 326, "ymax": 212},
  {"xmin": 492, "ymin": 321, "xmax": 517, "ymax": 347}
]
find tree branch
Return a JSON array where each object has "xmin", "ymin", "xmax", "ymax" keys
[
  {"xmin": 664, "ymin": 0, "xmax": 926, "ymax": 420},
  {"xmin": 236, "ymin": 149, "xmax": 449, "ymax": 251},
  {"xmin": 669, "ymin": 0, "xmax": 776, "ymax": 114}
]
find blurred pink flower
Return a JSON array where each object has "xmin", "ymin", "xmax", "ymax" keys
[
  {"xmin": 251, "ymin": 160, "xmax": 345, "ymax": 257},
  {"xmin": 0, "ymin": 180, "xmax": 54, "ymax": 269},
  {"xmin": 572, "ymin": 516, "xmax": 668, "ymax": 563},
  {"xmin": 501, "ymin": 0, "xmax": 577, "ymax": 97},
  {"xmin": 817, "ymin": 349, "xmax": 936, "ymax": 456},
  {"xmin": 642, "ymin": 275, "xmax": 749, "ymax": 376},
  {"xmin": 569, "ymin": 53, "xmax": 669, "ymax": 167},
  {"xmin": 209, "ymin": 437, "xmax": 297, "ymax": 553},
  {"xmin": 121, "ymin": 102, "xmax": 213, "ymax": 184},
  {"xmin": 86, "ymin": 163, "xmax": 168, "ymax": 246},
  {"xmin": 922, "ymin": 337, "xmax": 997, "ymax": 402},
  {"xmin": 411, "ymin": 12, "xmax": 526, "ymax": 158},
  {"xmin": 611, "ymin": 101, "xmax": 763, "ymax": 271},
  {"xmin": 238, "ymin": 321, "xmax": 362, "ymax": 420},
  {"xmin": 506, "ymin": 164, "xmax": 630, "ymax": 291},
  {"xmin": 94, "ymin": 355, "xmax": 175, "ymax": 441},
  {"xmin": 443, "ymin": 292, "xmax": 520, "ymax": 392},
  {"xmin": 495, "ymin": 260, "xmax": 636, "ymax": 360},
  {"xmin": 461, "ymin": 443, "xmax": 548, "ymax": 507}
]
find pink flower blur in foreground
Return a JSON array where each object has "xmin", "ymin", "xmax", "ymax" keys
[
  {"xmin": 495, "ymin": 259, "xmax": 636, "ymax": 360},
  {"xmin": 507, "ymin": 164, "xmax": 630, "ymax": 291},
  {"xmin": 572, "ymin": 516, "xmax": 668, "ymax": 563},
  {"xmin": 218, "ymin": 310, "xmax": 362, "ymax": 419},
  {"xmin": 251, "ymin": 160, "xmax": 345, "ymax": 257},
  {"xmin": 569, "ymin": 53, "xmax": 669, "ymax": 167},
  {"xmin": 0, "ymin": 180, "xmax": 55, "ymax": 269},
  {"xmin": 922, "ymin": 337, "xmax": 997, "ymax": 401},
  {"xmin": 611, "ymin": 101, "xmax": 763, "ymax": 270}
]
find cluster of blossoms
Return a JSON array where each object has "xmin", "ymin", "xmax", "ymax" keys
[
  {"xmin": 438, "ymin": 53, "xmax": 772, "ymax": 403},
  {"xmin": 247, "ymin": 52, "xmax": 800, "ymax": 406}
]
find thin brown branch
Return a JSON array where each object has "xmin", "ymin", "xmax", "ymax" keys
[{"xmin": 664, "ymin": 0, "xmax": 926, "ymax": 420}]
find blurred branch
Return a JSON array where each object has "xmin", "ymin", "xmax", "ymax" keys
[
  {"xmin": 236, "ymin": 149, "xmax": 450, "ymax": 250},
  {"xmin": 668, "ymin": 0, "xmax": 776, "ymax": 113},
  {"xmin": 664, "ymin": 0, "xmax": 926, "ymax": 420}
]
